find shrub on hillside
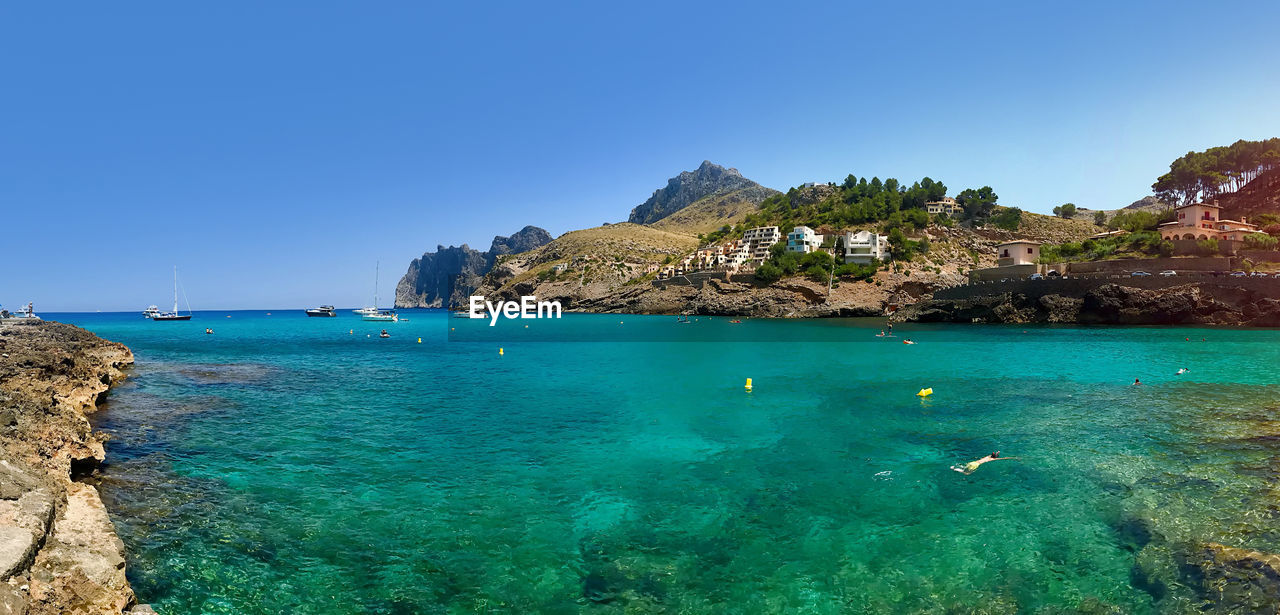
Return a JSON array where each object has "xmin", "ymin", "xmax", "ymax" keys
[
  {"xmin": 755, "ymin": 262, "xmax": 782, "ymax": 283},
  {"xmin": 1244, "ymin": 233, "xmax": 1279, "ymax": 250},
  {"xmin": 990, "ymin": 207, "xmax": 1022, "ymax": 231},
  {"xmin": 1196, "ymin": 238, "xmax": 1219, "ymax": 256}
]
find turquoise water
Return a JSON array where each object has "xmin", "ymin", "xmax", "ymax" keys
[{"xmin": 55, "ymin": 310, "xmax": 1280, "ymax": 613}]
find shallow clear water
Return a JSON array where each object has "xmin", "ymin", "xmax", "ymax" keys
[{"xmin": 54, "ymin": 310, "xmax": 1280, "ymax": 614}]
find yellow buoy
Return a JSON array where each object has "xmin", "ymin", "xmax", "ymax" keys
[
  {"xmin": 745, "ymin": 378, "xmax": 753, "ymax": 391},
  {"xmin": 499, "ymin": 347, "xmax": 504, "ymax": 356},
  {"xmin": 417, "ymin": 337, "xmax": 422, "ymax": 343},
  {"xmin": 349, "ymin": 329, "xmax": 353, "ymax": 334},
  {"xmin": 916, "ymin": 387, "xmax": 933, "ymax": 397}
]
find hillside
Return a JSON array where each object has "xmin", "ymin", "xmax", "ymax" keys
[
  {"xmin": 627, "ymin": 161, "xmax": 776, "ymax": 224},
  {"xmin": 474, "ymin": 223, "xmax": 697, "ymax": 302},
  {"xmin": 1218, "ymin": 167, "xmax": 1280, "ymax": 221},
  {"xmin": 649, "ymin": 187, "xmax": 776, "ymax": 235}
]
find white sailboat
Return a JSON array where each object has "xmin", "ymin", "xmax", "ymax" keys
[
  {"xmin": 358, "ymin": 261, "xmax": 398, "ymax": 321},
  {"xmin": 152, "ymin": 266, "xmax": 192, "ymax": 321}
]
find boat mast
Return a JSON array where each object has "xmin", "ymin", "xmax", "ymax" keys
[
  {"xmin": 173, "ymin": 266, "xmax": 179, "ymax": 314},
  {"xmin": 374, "ymin": 261, "xmax": 380, "ymax": 310}
]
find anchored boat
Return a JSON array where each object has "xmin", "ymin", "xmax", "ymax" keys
[
  {"xmin": 305, "ymin": 305, "xmax": 337, "ymax": 317},
  {"xmin": 152, "ymin": 266, "xmax": 193, "ymax": 321}
]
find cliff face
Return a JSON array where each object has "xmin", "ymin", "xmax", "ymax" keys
[
  {"xmin": 395, "ymin": 226, "xmax": 552, "ymax": 309},
  {"xmin": 627, "ymin": 161, "xmax": 773, "ymax": 225},
  {"xmin": 0, "ymin": 321, "xmax": 146, "ymax": 614}
]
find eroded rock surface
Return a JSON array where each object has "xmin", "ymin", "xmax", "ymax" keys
[{"xmin": 0, "ymin": 321, "xmax": 140, "ymax": 614}]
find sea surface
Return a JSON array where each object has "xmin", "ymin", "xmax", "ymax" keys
[{"xmin": 52, "ymin": 309, "xmax": 1280, "ymax": 614}]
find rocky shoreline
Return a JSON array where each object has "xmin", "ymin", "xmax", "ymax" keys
[
  {"xmin": 0, "ymin": 321, "xmax": 151, "ymax": 614},
  {"xmin": 893, "ymin": 282, "xmax": 1280, "ymax": 326}
]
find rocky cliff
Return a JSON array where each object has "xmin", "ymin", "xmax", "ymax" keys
[
  {"xmin": 627, "ymin": 161, "xmax": 775, "ymax": 225},
  {"xmin": 395, "ymin": 226, "xmax": 552, "ymax": 309},
  {"xmin": 894, "ymin": 282, "xmax": 1280, "ymax": 326},
  {"xmin": 0, "ymin": 321, "xmax": 150, "ymax": 614}
]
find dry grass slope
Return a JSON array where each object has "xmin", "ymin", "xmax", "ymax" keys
[{"xmin": 649, "ymin": 189, "xmax": 766, "ymax": 236}]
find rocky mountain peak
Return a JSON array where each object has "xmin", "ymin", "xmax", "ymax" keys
[{"xmin": 627, "ymin": 161, "xmax": 767, "ymax": 225}]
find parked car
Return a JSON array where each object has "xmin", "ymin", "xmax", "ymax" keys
[
  {"xmin": 1230, "ymin": 271, "xmax": 1248, "ymax": 277},
  {"xmin": 1274, "ymin": 272, "xmax": 1280, "ymax": 278},
  {"xmin": 1029, "ymin": 273, "xmax": 1044, "ymax": 280},
  {"xmin": 1130, "ymin": 271, "xmax": 1152, "ymax": 277},
  {"xmin": 1159, "ymin": 270, "xmax": 1177, "ymax": 277},
  {"xmin": 1046, "ymin": 270, "xmax": 1062, "ymax": 278},
  {"xmin": 1250, "ymin": 271, "xmax": 1269, "ymax": 277}
]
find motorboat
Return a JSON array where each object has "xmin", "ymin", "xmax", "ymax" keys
[
  {"xmin": 143, "ymin": 305, "xmax": 161, "ymax": 318},
  {"xmin": 363, "ymin": 310, "xmax": 398, "ymax": 322},
  {"xmin": 305, "ymin": 305, "xmax": 337, "ymax": 317}
]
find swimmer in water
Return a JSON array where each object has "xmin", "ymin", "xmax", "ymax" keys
[
  {"xmin": 1176, "ymin": 368, "xmax": 1188, "ymax": 375},
  {"xmin": 951, "ymin": 451, "xmax": 1016, "ymax": 475},
  {"xmin": 1133, "ymin": 378, "xmax": 1142, "ymax": 386}
]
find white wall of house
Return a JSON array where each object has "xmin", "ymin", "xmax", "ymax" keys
[{"xmin": 787, "ymin": 226, "xmax": 823, "ymax": 253}]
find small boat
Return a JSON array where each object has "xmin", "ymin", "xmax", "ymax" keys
[
  {"xmin": 153, "ymin": 266, "xmax": 193, "ymax": 321},
  {"xmin": 305, "ymin": 305, "xmax": 337, "ymax": 317},
  {"xmin": 378, "ymin": 329, "xmax": 390, "ymax": 338},
  {"xmin": 4, "ymin": 302, "xmax": 41, "ymax": 321},
  {"xmin": 729, "ymin": 319, "xmax": 742, "ymax": 324},
  {"xmin": 353, "ymin": 306, "xmax": 379, "ymax": 316},
  {"xmin": 363, "ymin": 310, "xmax": 398, "ymax": 322},
  {"xmin": 143, "ymin": 305, "xmax": 161, "ymax": 318}
]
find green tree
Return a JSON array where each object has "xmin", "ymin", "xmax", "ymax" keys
[
  {"xmin": 1094, "ymin": 211, "xmax": 1107, "ymax": 225},
  {"xmin": 755, "ymin": 262, "xmax": 782, "ymax": 283},
  {"xmin": 956, "ymin": 186, "xmax": 999, "ymax": 221},
  {"xmin": 1052, "ymin": 203, "xmax": 1077, "ymax": 218},
  {"xmin": 1244, "ymin": 233, "xmax": 1279, "ymax": 250},
  {"xmin": 989, "ymin": 207, "xmax": 1022, "ymax": 231}
]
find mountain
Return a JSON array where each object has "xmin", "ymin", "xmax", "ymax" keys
[
  {"xmin": 627, "ymin": 161, "xmax": 777, "ymax": 225},
  {"xmin": 394, "ymin": 225, "xmax": 552, "ymax": 308}
]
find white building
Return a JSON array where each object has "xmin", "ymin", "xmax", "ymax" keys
[
  {"xmin": 742, "ymin": 226, "xmax": 782, "ymax": 262},
  {"xmin": 786, "ymin": 226, "xmax": 824, "ymax": 253},
  {"xmin": 925, "ymin": 197, "xmax": 961, "ymax": 216},
  {"xmin": 996, "ymin": 240, "xmax": 1040, "ymax": 266},
  {"xmin": 839, "ymin": 230, "xmax": 890, "ymax": 264}
]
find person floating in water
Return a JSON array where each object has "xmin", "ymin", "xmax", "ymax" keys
[
  {"xmin": 1133, "ymin": 378, "xmax": 1142, "ymax": 386},
  {"xmin": 1176, "ymin": 368, "xmax": 1188, "ymax": 375},
  {"xmin": 952, "ymin": 451, "xmax": 1016, "ymax": 475},
  {"xmin": 903, "ymin": 338, "xmax": 915, "ymax": 345}
]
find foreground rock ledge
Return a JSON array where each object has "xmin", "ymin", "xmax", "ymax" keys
[{"xmin": 0, "ymin": 321, "xmax": 149, "ymax": 614}]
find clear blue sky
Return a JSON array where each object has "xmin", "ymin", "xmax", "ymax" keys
[{"xmin": 3, "ymin": 1, "xmax": 1278, "ymax": 311}]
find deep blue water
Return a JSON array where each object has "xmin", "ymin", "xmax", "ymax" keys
[{"xmin": 49, "ymin": 309, "xmax": 1280, "ymax": 614}]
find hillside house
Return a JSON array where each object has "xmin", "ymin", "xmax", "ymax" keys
[
  {"xmin": 786, "ymin": 226, "xmax": 824, "ymax": 253},
  {"xmin": 837, "ymin": 230, "xmax": 890, "ymax": 264},
  {"xmin": 996, "ymin": 240, "xmax": 1040, "ymax": 266}
]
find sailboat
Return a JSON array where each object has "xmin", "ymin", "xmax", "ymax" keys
[
  {"xmin": 359, "ymin": 261, "xmax": 398, "ymax": 321},
  {"xmin": 153, "ymin": 266, "xmax": 193, "ymax": 321}
]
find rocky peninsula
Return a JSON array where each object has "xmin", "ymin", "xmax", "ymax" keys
[{"xmin": 0, "ymin": 321, "xmax": 150, "ymax": 614}]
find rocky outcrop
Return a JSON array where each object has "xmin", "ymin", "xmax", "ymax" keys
[
  {"xmin": 0, "ymin": 321, "xmax": 142, "ymax": 614},
  {"xmin": 395, "ymin": 226, "xmax": 552, "ymax": 309},
  {"xmin": 895, "ymin": 282, "xmax": 1280, "ymax": 325},
  {"xmin": 627, "ymin": 161, "xmax": 772, "ymax": 225}
]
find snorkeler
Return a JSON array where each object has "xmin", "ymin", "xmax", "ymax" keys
[{"xmin": 951, "ymin": 451, "xmax": 1016, "ymax": 475}]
